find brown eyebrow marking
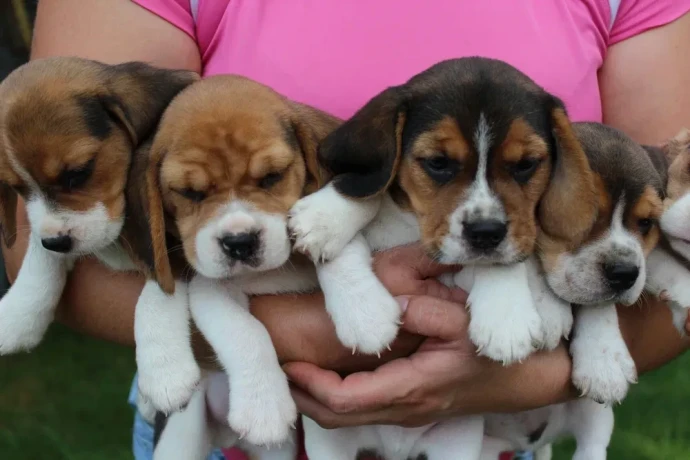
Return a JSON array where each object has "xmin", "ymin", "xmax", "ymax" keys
[
  {"xmin": 500, "ymin": 118, "xmax": 548, "ymax": 163},
  {"xmin": 410, "ymin": 116, "xmax": 470, "ymax": 163}
]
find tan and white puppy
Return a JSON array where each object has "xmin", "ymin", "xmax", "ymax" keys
[
  {"xmin": 0, "ymin": 58, "xmax": 201, "ymax": 415},
  {"xmin": 295, "ymin": 57, "xmax": 598, "ymax": 460},
  {"xmin": 140, "ymin": 75, "xmax": 397, "ymax": 451},
  {"xmin": 645, "ymin": 128, "xmax": 690, "ymax": 334}
]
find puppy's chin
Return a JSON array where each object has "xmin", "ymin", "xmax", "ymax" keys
[
  {"xmin": 436, "ymin": 235, "xmax": 527, "ymax": 266},
  {"xmin": 72, "ymin": 219, "xmax": 124, "ymax": 254},
  {"xmin": 661, "ymin": 193, "xmax": 690, "ymax": 242}
]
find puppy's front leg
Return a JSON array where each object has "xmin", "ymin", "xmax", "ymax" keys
[
  {"xmin": 411, "ymin": 416, "xmax": 484, "ymax": 460},
  {"xmin": 466, "ymin": 262, "xmax": 544, "ymax": 364},
  {"xmin": 570, "ymin": 304, "xmax": 637, "ymax": 405},
  {"xmin": 136, "ymin": 280, "xmax": 201, "ymax": 413},
  {"xmin": 189, "ymin": 275, "xmax": 297, "ymax": 447},
  {"xmin": 0, "ymin": 235, "xmax": 69, "ymax": 354},
  {"xmin": 645, "ymin": 247, "xmax": 690, "ymax": 334},
  {"xmin": 289, "ymin": 183, "xmax": 382, "ymax": 262},
  {"xmin": 525, "ymin": 257, "xmax": 573, "ymax": 351},
  {"xmin": 317, "ymin": 234, "xmax": 402, "ymax": 355}
]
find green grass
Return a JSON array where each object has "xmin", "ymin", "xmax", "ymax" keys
[
  {"xmin": 1, "ymin": 325, "xmax": 690, "ymax": 459},
  {"xmin": 0, "ymin": 324, "xmax": 136, "ymax": 460}
]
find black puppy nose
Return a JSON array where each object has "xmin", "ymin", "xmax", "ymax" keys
[
  {"xmin": 604, "ymin": 263, "xmax": 639, "ymax": 291},
  {"xmin": 220, "ymin": 232, "xmax": 259, "ymax": 262},
  {"xmin": 41, "ymin": 235, "xmax": 73, "ymax": 253},
  {"xmin": 463, "ymin": 220, "xmax": 507, "ymax": 250}
]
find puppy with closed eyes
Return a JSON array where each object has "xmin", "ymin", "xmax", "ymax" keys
[
  {"xmin": 295, "ymin": 57, "xmax": 598, "ymax": 460},
  {"xmin": 137, "ymin": 74, "xmax": 398, "ymax": 449},
  {"xmin": 645, "ymin": 128, "xmax": 690, "ymax": 334}
]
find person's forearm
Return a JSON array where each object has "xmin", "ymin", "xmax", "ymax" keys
[{"xmin": 619, "ymin": 298, "xmax": 690, "ymax": 374}]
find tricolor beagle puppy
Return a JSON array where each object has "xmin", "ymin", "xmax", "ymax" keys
[
  {"xmin": 294, "ymin": 57, "xmax": 598, "ymax": 460},
  {"xmin": 478, "ymin": 123, "xmax": 669, "ymax": 460},
  {"xmin": 0, "ymin": 56, "xmax": 198, "ymax": 410},
  {"xmin": 290, "ymin": 56, "xmax": 597, "ymax": 366},
  {"xmin": 539, "ymin": 122, "xmax": 666, "ymax": 407},
  {"xmin": 139, "ymin": 74, "xmax": 396, "ymax": 452},
  {"xmin": 645, "ymin": 128, "xmax": 690, "ymax": 333}
]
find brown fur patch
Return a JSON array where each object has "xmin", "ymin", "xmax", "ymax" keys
[
  {"xmin": 627, "ymin": 185, "xmax": 663, "ymax": 255},
  {"xmin": 664, "ymin": 128, "xmax": 690, "ymax": 204}
]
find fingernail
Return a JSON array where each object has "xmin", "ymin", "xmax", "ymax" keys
[{"xmin": 395, "ymin": 296, "xmax": 410, "ymax": 313}]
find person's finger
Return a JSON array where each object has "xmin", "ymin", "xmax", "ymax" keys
[
  {"xmin": 412, "ymin": 278, "xmax": 468, "ymax": 304},
  {"xmin": 398, "ymin": 295, "xmax": 468, "ymax": 340},
  {"xmin": 374, "ymin": 244, "xmax": 461, "ymax": 280},
  {"xmin": 290, "ymin": 386, "xmax": 379, "ymax": 428},
  {"xmin": 284, "ymin": 358, "xmax": 421, "ymax": 414}
]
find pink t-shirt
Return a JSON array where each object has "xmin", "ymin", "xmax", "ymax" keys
[{"xmin": 131, "ymin": 1, "xmax": 690, "ymax": 459}]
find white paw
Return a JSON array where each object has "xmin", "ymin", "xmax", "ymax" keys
[
  {"xmin": 228, "ymin": 372, "xmax": 297, "ymax": 446},
  {"xmin": 288, "ymin": 195, "xmax": 353, "ymax": 263},
  {"xmin": 538, "ymin": 301, "xmax": 573, "ymax": 351},
  {"xmin": 571, "ymin": 337, "xmax": 637, "ymax": 405},
  {"xmin": 331, "ymin": 286, "xmax": 401, "ymax": 355},
  {"xmin": 137, "ymin": 354, "xmax": 201, "ymax": 413},
  {"xmin": 468, "ymin": 294, "xmax": 544, "ymax": 365},
  {"xmin": 0, "ymin": 297, "xmax": 50, "ymax": 355}
]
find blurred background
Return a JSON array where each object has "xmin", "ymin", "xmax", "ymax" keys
[{"xmin": 1, "ymin": 2, "xmax": 690, "ymax": 459}]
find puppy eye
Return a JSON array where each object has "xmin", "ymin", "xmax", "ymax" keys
[
  {"xmin": 419, "ymin": 154, "xmax": 460, "ymax": 184},
  {"xmin": 59, "ymin": 158, "xmax": 95, "ymax": 191},
  {"xmin": 259, "ymin": 172, "xmax": 283, "ymax": 189},
  {"xmin": 175, "ymin": 188, "xmax": 207, "ymax": 202},
  {"xmin": 638, "ymin": 218, "xmax": 655, "ymax": 235},
  {"xmin": 510, "ymin": 158, "xmax": 540, "ymax": 184}
]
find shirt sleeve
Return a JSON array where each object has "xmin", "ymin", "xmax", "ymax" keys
[
  {"xmin": 609, "ymin": 0, "xmax": 690, "ymax": 45},
  {"xmin": 132, "ymin": 0, "xmax": 196, "ymax": 41}
]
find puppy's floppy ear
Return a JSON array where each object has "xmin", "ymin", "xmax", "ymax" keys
[
  {"xmin": 123, "ymin": 138, "xmax": 175, "ymax": 294},
  {"xmin": 538, "ymin": 98, "xmax": 598, "ymax": 244},
  {"xmin": 641, "ymin": 144, "xmax": 670, "ymax": 188},
  {"xmin": 0, "ymin": 182, "xmax": 17, "ymax": 248},
  {"xmin": 101, "ymin": 62, "xmax": 199, "ymax": 147},
  {"xmin": 662, "ymin": 128, "xmax": 690, "ymax": 163},
  {"xmin": 319, "ymin": 86, "xmax": 406, "ymax": 198},
  {"xmin": 288, "ymin": 102, "xmax": 341, "ymax": 194}
]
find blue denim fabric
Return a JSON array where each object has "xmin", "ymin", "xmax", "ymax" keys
[{"xmin": 128, "ymin": 374, "xmax": 226, "ymax": 460}]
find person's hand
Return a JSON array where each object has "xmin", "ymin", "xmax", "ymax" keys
[
  {"xmin": 284, "ymin": 295, "xmax": 576, "ymax": 428},
  {"xmin": 371, "ymin": 243, "xmax": 463, "ymax": 300}
]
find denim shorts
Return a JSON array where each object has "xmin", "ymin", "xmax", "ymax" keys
[{"xmin": 128, "ymin": 374, "xmax": 226, "ymax": 460}]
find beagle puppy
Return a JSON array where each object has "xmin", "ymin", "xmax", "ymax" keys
[
  {"xmin": 645, "ymin": 128, "xmax": 690, "ymax": 334},
  {"xmin": 475, "ymin": 123, "xmax": 667, "ymax": 460},
  {"xmin": 290, "ymin": 56, "xmax": 597, "ymax": 367},
  {"xmin": 297, "ymin": 57, "xmax": 597, "ymax": 460},
  {"xmin": 139, "ymin": 74, "xmax": 393, "ymax": 451},
  {"xmin": 538, "ymin": 122, "xmax": 666, "ymax": 406},
  {"xmin": 0, "ymin": 54, "xmax": 198, "ymax": 403}
]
